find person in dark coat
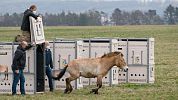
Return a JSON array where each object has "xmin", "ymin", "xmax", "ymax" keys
[
  {"xmin": 44, "ymin": 41, "xmax": 54, "ymax": 92},
  {"xmin": 11, "ymin": 41, "xmax": 33, "ymax": 95},
  {"xmin": 20, "ymin": 5, "xmax": 39, "ymax": 42}
]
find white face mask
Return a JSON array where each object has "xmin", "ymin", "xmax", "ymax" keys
[
  {"xmin": 33, "ymin": 10, "xmax": 37, "ymax": 14},
  {"xmin": 46, "ymin": 46, "xmax": 50, "ymax": 49}
]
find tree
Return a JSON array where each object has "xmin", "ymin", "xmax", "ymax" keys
[
  {"xmin": 65, "ymin": 12, "xmax": 79, "ymax": 26},
  {"xmin": 122, "ymin": 11, "xmax": 131, "ymax": 25},
  {"xmin": 130, "ymin": 10, "xmax": 144, "ymax": 25},
  {"xmin": 164, "ymin": 4, "xmax": 175, "ymax": 24},
  {"xmin": 174, "ymin": 7, "xmax": 178, "ymax": 23},
  {"xmin": 145, "ymin": 10, "xmax": 163, "ymax": 25},
  {"xmin": 11, "ymin": 13, "xmax": 23, "ymax": 26},
  {"xmin": 111, "ymin": 8, "xmax": 123, "ymax": 25},
  {"xmin": 0, "ymin": 7, "xmax": 173, "ymax": 26},
  {"xmin": 89, "ymin": 10, "xmax": 101, "ymax": 25},
  {"xmin": 79, "ymin": 13, "xmax": 88, "ymax": 26}
]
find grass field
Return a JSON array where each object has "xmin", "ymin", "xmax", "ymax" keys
[{"xmin": 0, "ymin": 25, "xmax": 178, "ymax": 100}]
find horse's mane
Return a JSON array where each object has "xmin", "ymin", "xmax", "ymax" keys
[{"xmin": 101, "ymin": 52, "xmax": 123, "ymax": 58}]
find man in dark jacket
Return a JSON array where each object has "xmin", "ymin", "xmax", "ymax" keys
[
  {"xmin": 11, "ymin": 41, "xmax": 33, "ymax": 95},
  {"xmin": 45, "ymin": 41, "xmax": 54, "ymax": 92},
  {"xmin": 20, "ymin": 5, "xmax": 39, "ymax": 42}
]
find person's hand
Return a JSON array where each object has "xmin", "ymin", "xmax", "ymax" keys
[
  {"xmin": 15, "ymin": 70, "xmax": 19, "ymax": 74},
  {"xmin": 31, "ymin": 41, "xmax": 36, "ymax": 46}
]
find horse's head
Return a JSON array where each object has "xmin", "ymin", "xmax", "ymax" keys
[{"xmin": 115, "ymin": 52, "xmax": 128, "ymax": 72}]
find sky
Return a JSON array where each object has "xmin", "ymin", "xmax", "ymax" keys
[
  {"xmin": 1, "ymin": 0, "xmax": 178, "ymax": 2},
  {"xmin": 1, "ymin": 0, "xmax": 178, "ymax": 4},
  {"xmin": 0, "ymin": 0, "xmax": 178, "ymax": 15}
]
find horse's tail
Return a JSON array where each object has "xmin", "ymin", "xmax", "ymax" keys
[{"xmin": 53, "ymin": 65, "xmax": 68, "ymax": 80}]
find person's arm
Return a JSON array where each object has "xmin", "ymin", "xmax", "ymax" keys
[
  {"xmin": 12, "ymin": 50, "xmax": 22, "ymax": 70},
  {"xmin": 25, "ymin": 44, "xmax": 33, "ymax": 50},
  {"xmin": 27, "ymin": 12, "xmax": 38, "ymax": 19},
  {"xmin": 25, "ymin": 43, "xmax": 35, "ymax": 50}
]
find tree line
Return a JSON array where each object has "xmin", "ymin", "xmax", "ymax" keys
[{"xmin": 0, "ymin": 4, "xmax": 177, "ymax": 26}]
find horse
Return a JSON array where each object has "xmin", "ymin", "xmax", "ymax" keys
[
  {"xmin": 0, "ymin": 65, "xmax": 8, "ymax": 80},
  {"xmin": 53, "ymin": 51, "xmax": 128, "ymax": 94}
]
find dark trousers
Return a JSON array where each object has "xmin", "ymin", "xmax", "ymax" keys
[
  {"xmin": 45, "ymin": 66, "xmax": 53, "ymax": 90},
  {"xmin": 12, "ymin": 69, "xmax": 25, "ymax": 95}
]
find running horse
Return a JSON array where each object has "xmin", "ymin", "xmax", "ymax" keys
[
  {"xmin": 0, "ymin": 65, "xmax": 8, "ymax": 80},
  {"xmin": 53, "ymin": 51, "xmax": 128, "ymax": 94}
]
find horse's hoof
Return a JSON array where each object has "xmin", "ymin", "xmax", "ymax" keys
[
  {"xmin": 94, "ymin": 91, "xmax": 98, "ymax": 94},
  {"xmin": 90, "ymin": 89, "xmax": 98, "ymax": 94},
  {"xmin": 64, "ymin": 89, "xmax": 68, "ymax": 94},
  {"xmin": 92, "ymin": 89, "xmax": 96, "ymax": 91},
  {"xmin": 90, "ymin": 89, "xmax": 94, "ymax": 93},
  {"xmin": 69, "ymin": 89, "xmax": 73, "ymax": 93},
  {"xmin": 90, "ymin": 90, "xmax": 93, "ymax": 94}
]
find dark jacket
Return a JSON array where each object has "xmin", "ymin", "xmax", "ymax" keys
[
  {"xmin": 11, "ymin": 45, "xmax": 32, "ymax": 70},
  {"xmin": 21, "ymin": 9, "xmax": 38, "ymax": 32},
  {"xmin": 45, "ymin": 49, "xmax": 53, "ymax": 69}
]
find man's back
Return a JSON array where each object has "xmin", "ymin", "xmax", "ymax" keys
[
  {"xmin": 21, "ymin": 9, "xmax": 38, "ymax": 32},
  {"xmin": 12, "ymin": 46, "xmax": 26, "ymax": 70}
]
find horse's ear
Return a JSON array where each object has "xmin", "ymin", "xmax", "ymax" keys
[
  {"xmin": 119, "ymin": 53, "xmax": 124, "ymax": 57},
  {"xmin": 102, "ymin": 53, "xmax": 106, "ymax": 58}
]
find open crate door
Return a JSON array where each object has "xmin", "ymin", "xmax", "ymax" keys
[{"xmin": 29, "ymin": 17, "xmax": 45, "ymax": 44}]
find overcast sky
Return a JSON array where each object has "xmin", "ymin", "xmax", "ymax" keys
[
  {"xmin": 1, "ymin": 0, "xmax": 178, "ymax": 2},
  {"xmin": 1, "ymin": 0, "xmax": 178, "ymax": 4},
  {"xmin": 0, "ymin": 0, "xmax": 178, "ymax": 15}
]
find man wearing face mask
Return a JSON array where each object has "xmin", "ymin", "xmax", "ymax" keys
[
  {"xmin": 20, "ymin": 5, "xmax": 40, "ymax": 43},
  {"xmin": 44, "ymin": 41, "xmax": 54, "ymax": 92}
]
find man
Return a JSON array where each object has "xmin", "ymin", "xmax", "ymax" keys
[
  {"xmin": 20, "ymin": 5, "xmax": 39, "ymax": 42},
  {"xmin": 11, "ymin": 41, "xmax": 33, "ymax": 95},
  {"xmin": 44, "ymin": 41, "xmax": 54, "ymax": 92}
]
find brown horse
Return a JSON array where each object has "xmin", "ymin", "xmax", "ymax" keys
[
  {"xmin": 53, "ymin": 51, "xmax": 128, "ymax": 94},
  {"xmin": 0, "ymin": 65, "xmax": 8, "ymax": 80}
]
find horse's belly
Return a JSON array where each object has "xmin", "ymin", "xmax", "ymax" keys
[
  {"xmin": 80, "ymin": 72, "xmax": 97, "ymax": 78},
  {"xmin": 0, "ymin": 69, "xmax": 6, "ymax": 72},
  {"xmin": 76, "ymin": 60, "xmax": 101, "ymax": 78}
]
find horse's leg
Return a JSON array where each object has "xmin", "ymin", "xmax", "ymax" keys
[
  {"xmin": 91, "ymin": 75, "xmax": 102, "ymax": 94},
  {"xmin": 4, "ymin": 67, "xmax": 8, "ymax": 80},
  {"xmin": 6, "ymin": 68, "xmax": 8, "ymax": 80},
  {"xmin": 68, "ymin": 76, "xmax": 79, "ymax": 93},
  {"xmin": 4, "ymin": 73, "xmax": 5, "ymax": 80},
  {"xmin": 65, "ymin": 76, "xmax": 78, "ymax": 94},
  {"xmin": 7, "ymin": 73, "xmax": 8, "ymax": 80},
  {"xmin": 64, "ymin": 78, "xmax": 70, "ymax": 93},
  {"xmin": 4, "ymin": 71, "xmax": 7, "ymax": 80}
]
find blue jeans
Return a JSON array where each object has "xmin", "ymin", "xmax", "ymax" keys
[
  {"xmin": 12, "ymin": 69, "xmax": 25, "ymax": 95},
  {"xmin": 45, "ymin": 66, "xmax": 53, "ymax": 91}
]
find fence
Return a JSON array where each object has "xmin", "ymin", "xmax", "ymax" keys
[{"xmin": 0, "ymin": 38, "xmax": 154, "ymax": 94}]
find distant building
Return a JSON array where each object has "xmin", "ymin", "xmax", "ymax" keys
[{"xmin": 101, "ymin": 14, "xmax": 115, "ymax": 26}]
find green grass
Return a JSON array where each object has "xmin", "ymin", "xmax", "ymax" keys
[{"xmin": 0, "ymin": 25, "xmax": 178, "ymax": 100}]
